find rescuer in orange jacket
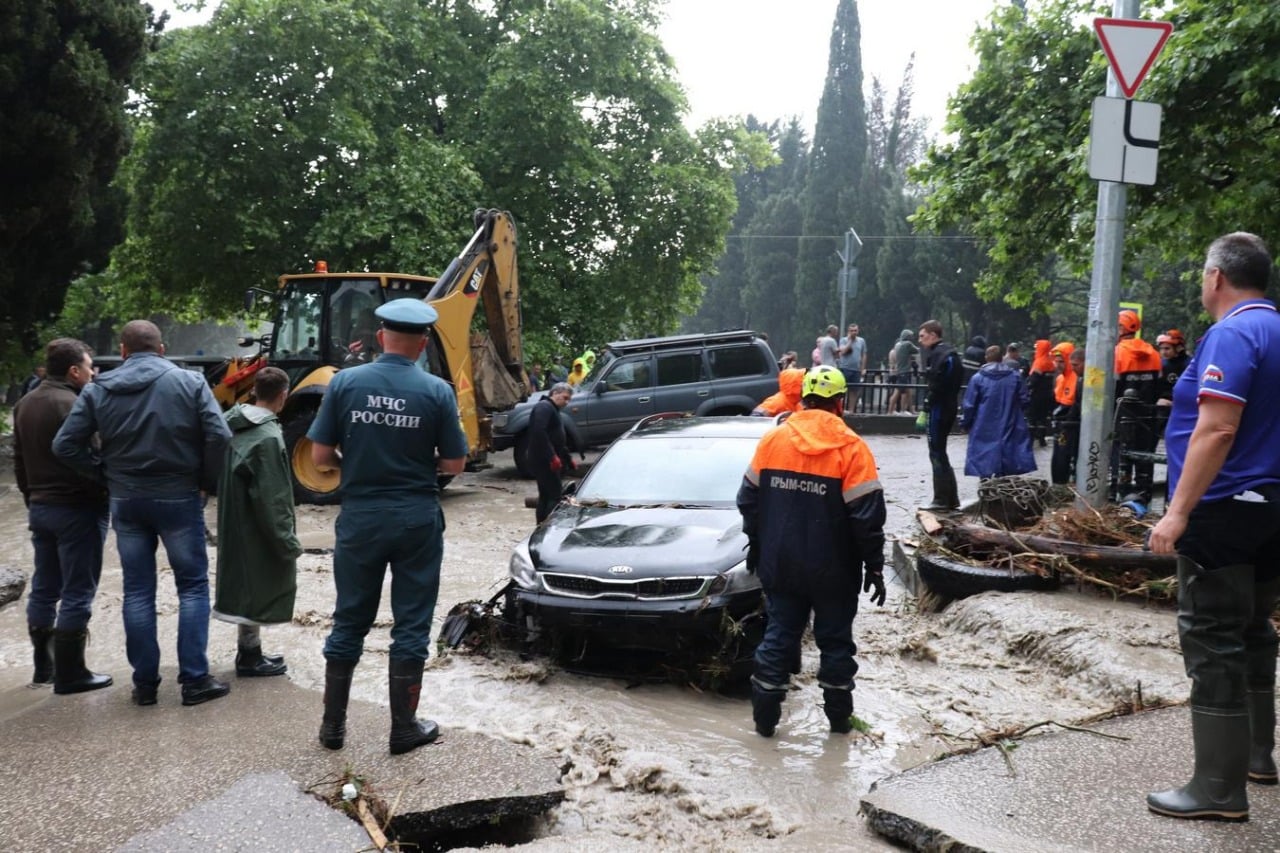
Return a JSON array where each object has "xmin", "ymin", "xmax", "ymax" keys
[
  {"xmin": 1113, "ymin": 310, "xmax": 1163, "ymax": 505},
  {"xmin": 751, "ymin": 368, "xmax": 805, "ymax": 416},
  {"xmin": 736, "ymin": 365, "xmax": 887, "ymax": 738}
]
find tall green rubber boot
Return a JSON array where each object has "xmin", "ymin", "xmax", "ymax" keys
[{"xmin": 1147, "ymin": 558, "xmax": 1252, "ymax": 821}]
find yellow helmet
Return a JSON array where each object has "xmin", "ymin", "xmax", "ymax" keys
[{"xmin": 802, "ymin": 365, "xmax": 847, "ymax": 399}]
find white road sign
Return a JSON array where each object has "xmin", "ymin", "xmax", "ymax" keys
[{"xmin": 1089, "ymin": 96, "xmax": 1161, "ymax": 185}]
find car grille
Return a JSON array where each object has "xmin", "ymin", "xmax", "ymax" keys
[{"xmin": 540, "ymin": 573, "xmax": 709, "ymax": 600}]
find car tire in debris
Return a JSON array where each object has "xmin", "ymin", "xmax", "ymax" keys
[
  {"xmin": 282, "ymin": 409, "xmax": 342, "ymax": 506},
  {"xmin": 914, "ymin": 550, "xmax": 1057, "ymax": 603}
]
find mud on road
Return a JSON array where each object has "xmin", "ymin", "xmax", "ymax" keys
[{"xmin": 0, "ymin": 436, "xmax": 1187, "ymax": 850}]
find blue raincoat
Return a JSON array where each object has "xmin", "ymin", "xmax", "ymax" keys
[{"xmin": 960, "ymin": 362, "xmax": 1036, "ymax": 478}]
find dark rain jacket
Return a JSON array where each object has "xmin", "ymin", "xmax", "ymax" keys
[
  {"xmin": 13, "ymin": 378, "xmax": 107, "ymax": 508},
  {"xmin": 961, "ymin": 362, "xmax": 1036, "ymax": 478},
  {"xmin": 737, "ymin": 409, "xmax": 886, "ymax": 597},
  {"xmin": 53, "ymin": 352, "xmax": 231, "ymax": 497},
  {"xmin": 214, "ymin": 404, "xmax": 302, "ymax": 625},
  {"xmin": 527, "ymin": 397, "xmax": 573, "ymax": 473},
  {"xmin": 923, "ymin": 342, "xmax": 963, "ymax": 410}
]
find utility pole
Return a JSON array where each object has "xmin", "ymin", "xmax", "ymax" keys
[
  {"xmin": 836, "ymin": 228, "xmax": 862, "ymax": 333},
  {"xmin": 1077, "ymin": 0, "xmax": 1140, "ymax": 507}
]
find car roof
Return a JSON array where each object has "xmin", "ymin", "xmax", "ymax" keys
[
  {"xmin": 605, "ymin": 329, "xmax": 763, "ymax": 354},
  {"xmin": 621, "ymin": 414, "xmax": 781, "ymax": 440}
]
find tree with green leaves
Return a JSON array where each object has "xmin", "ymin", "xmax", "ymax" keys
[
  {"xmin": 913, "ymin": 0, "xmax": 1280, "ymax": 328},
  {"xmin": 793, "ymin": 0, "xmax": 868, "ymax": 349},
  {"xmin": 98, "ymin": 0, "xmax": 768, "ymax": 357},
  {"xmin": 0, "ymin": 0, "xmax": 151, "ymax": 364}
]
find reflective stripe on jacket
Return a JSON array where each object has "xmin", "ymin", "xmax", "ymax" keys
[{"xmin": 737, "ymin": 409, "xmax": 886, "ymax": 597}]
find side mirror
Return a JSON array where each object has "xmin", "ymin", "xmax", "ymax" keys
[
  {"xmin": 562, "ymin": 481, "xmax": 579, "ymax": 497},
  {"xmin": 237, "ymin": 336, "xmax": 258, "ymax": 348}
]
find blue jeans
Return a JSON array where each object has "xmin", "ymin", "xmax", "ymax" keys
[
  {"xmin": 324, "ymin": 502, "xmax": 444, "ymax": 663},
  {"xmin": 754, "ymin": 589, "xmax": 859, "ymax": 690},
  {"xmin": 27, "ymin": 503, "xmax": 109, "ymax": 631},
  {"xmin": 112, "ymin": 494, "xmax": 211, "ymax": 686}
]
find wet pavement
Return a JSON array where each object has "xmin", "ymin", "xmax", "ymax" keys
[{"xmin": 0, "ymin": 420, "xmax": 1254, "ymax": 852}]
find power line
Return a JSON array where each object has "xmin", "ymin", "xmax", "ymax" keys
[{"xmin": 723, "ymin": 234, "xmax": 985, "ymax": 241}]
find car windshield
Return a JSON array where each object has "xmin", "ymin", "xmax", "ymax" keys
[{"xmin": 576, "ymin": 434, "xmax": 759, "ymax": 505}]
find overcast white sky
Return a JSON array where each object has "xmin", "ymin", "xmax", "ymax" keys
[{"xmin": 154, "ymin": 0, "xmax": 999, "ymax": 136}]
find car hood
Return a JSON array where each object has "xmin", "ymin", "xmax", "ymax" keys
[{"xmin": 529, "ymin": 505, "xmax": 747, "ymax": 578}]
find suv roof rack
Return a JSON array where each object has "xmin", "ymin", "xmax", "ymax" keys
[
  {"xmin": 630, "ymin": 411, "xmax": 692, "ymax": 432},
  {"xmin": 606, "ymin": 329, "xmax": 760, "ymax": 354}
]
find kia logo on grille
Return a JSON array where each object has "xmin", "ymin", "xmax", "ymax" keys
[{"xmin": 607, "ymin": 565, "xmax": 633, "ymax": 575}]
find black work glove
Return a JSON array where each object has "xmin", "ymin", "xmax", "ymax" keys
[
  {"xmin": 745, "ymin": 540, "xmax": 759, "ymax": 574},
  {"xmin": 863, "ymin": 566, "xmax": 886, "ymax": 607}
]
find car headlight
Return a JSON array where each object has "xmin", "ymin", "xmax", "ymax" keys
[
  {"xmin": 706, "ymin": 560, "xmax": 758, "ymax": 596},
  {"xmin": 508, "ymin": 539, "xmax": 539, "ymax": 589},
  {"xmin": 492, "ymin": 411, "xmax": 509, "ymax": 430}
]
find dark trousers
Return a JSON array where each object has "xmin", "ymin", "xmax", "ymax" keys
[
  {"xmin": 927, "ymin": 402, "xmax": 957, "ymax": 474},
  {"xmin": 534, "ymin": 466, "xmax": 563, "ymax": 523},
  {"xmin": 325, "ymin": 502, "xmax": 444, "ymax": 662},
  {"xmin": 1051, "ymin": 424, "xmax": 1079, "ymax": 485},
  {"xmin": 26, "ymin": 502, "xmax": 109, "ymax": 632},
  {"xmin": 753, "ymin": 588, "xmax": 859, "ymax": 690}
]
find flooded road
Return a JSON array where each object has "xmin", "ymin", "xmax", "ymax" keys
[{"xmin": 0, "ymin": 435, "xmax": 1187, "ymax": 850}]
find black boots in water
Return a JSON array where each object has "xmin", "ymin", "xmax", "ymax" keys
[
  {"xmin": 29, "ymin": 625, "xmax": 54, "ymax": 686},
  {"xmin": 319, "ymin": 659, "xmax": 356, "ymax": 750},
  {"xmin": 1148, "ymin": 559, "xmax": 1252, "ymax": 821},
  {"xmin": 750, "ymin": 680, "xmax": 786, "ymax": 738},
  {"xmin": 822, "ymin": 686, "xmax": 855, "ymax": 734},
  {"xmin": 52, "ymin": 629, "xmax": 112, "ymax": 695},
  {"xmin": 389, "ymin": 658, "xmax": 439, "ymax": 755}
]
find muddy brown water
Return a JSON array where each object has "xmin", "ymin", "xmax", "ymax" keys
[{"xmin": 0, "ymin": 436, "xmax": 1186, "ymax": 850}]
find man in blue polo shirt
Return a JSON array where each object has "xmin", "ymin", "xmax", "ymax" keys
[
  {"xmin": 308, "ymin": 298, "xmax": 469, "ymax": 756},
  {"xmin": 1146, "ymin": 232, "xmax": 1280, "ymax": 822}
]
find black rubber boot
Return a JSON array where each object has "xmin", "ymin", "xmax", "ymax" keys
[
  {"xmin": 388, "ymin": 658, "xmax": 439, "ymax": 755},
  {"xmin": 319, "ymin": 659, "xmax": 356, "ymax": 750},
  {"xmin": 925, "ymin": 467, "xmax": 960, "ymax": 511},
  {"xmin": 1148, "ymin": 559, "xmax": 1252, "ymax": 821},
  {"xmin": 1246, "ymin": 577, "xmax": 1279, "ymax": 785},
  {"xmin": 1248, "ymin": 689, "xmax": 1278, "ymax": 785},
  {"xmin": 750, "ymin": 679, "xmax": 787, "ymax": 738},
  {"xmin": 52, "ymin": 629, "xmax": 113, "ymax": 695},
  {"xmin": 1147, "ymin": 708, "xmax": 1250, "ymax": 821},
  {"xmin": 29, "ymin": 625, "xmax": 54, "ymax": 686},
  {"xmin": 822, "ymin": 686, "xmax": 855, "ymax": 734}
]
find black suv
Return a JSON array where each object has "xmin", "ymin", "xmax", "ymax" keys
[{"xmin": 492, "ymin": 330, "xmax": 777, "ymax": 475}]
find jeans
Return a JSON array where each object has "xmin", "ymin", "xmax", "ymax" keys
[
  {"xmin": 26, "ymin": 502, "xmax": 109, "ymax": 631},
  {"xmin": 324, "ymin": 502, "xmax": 444, "ymax": 663},
  {"xmin": 927, "ymin": 402, "xmax": 957, "ymax": 472},
  {"xmin": 112, "ymin": 494, "xmax": 212, "ymax": 686},
  {"xmin": 754, "ymin": 589, "xmax": 859, "ymax": 690}
]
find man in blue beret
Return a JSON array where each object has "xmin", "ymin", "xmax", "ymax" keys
[{"xmin": 308, "ymin": 298, "xmax": 469, "ymax": 756}]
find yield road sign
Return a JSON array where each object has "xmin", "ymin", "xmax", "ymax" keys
[
  {"xmin": 1089, "ymin": 96, "xmax": 1161, "ymax": 185},
  {"xmin": 1094, "ymin": 18, "xmax": 1173, "ymax": 98}
]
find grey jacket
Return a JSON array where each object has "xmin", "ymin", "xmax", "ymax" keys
[{"xmin": 53, "ymin": 352, "xmax": 231, "ymax": 498}]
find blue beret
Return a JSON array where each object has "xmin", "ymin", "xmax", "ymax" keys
[{"xmin": 375, "ymin": 298, "xmax": 438, "ymax": 332}]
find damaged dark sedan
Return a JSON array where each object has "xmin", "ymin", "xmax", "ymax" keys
[{"xmin": 505, "ymin": 414, "xmax": 780, "ymax": 677}]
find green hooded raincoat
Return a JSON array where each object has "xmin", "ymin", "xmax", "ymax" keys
[{"xmin": 214, "ymin": 404, "xmax": 302, "ymax": 625}]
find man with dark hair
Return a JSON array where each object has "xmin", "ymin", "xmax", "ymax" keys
[
  {"xmin": 737, "ymin": 365, "xmax": 887, "ymax": 738},
  {"xmin": 20, "ymin": 365, "xmax": 47, "ymax": 397},
  {"xmin": 309, "ymin": 299, "xmax": 468, "ymax": 756},
  {"xmin": 1146, "ymin": 232, "xmax": 1280, "ymax": 822},
  {"xmin": 14, "ymin": 338, "xmax": 112, "ymax": 694},
  {"xmin": 528, "ymin": 382, "xmax": 576, "ymax": 523},
  {"xmin": 918, "ymin": 320, "xmax": 964, "ymax": 510},
  {"xmin": 213, "ymin": 366, "xmax": 301, "ymax": 678},
  {"xmin": 54, "ymin": 319, "xmax": 232, "ymax": 707}
]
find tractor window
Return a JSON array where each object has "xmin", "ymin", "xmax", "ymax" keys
[
  {"xmin": 329, "ymin": 279, "xmax": 382, "ymax": 367},
  {"xmin": 273, "ymin": 282, "xmax": 324, "ymax": 359}
]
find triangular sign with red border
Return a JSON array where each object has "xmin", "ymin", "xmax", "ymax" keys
[{"xmin": 1094, "ymin": 18, "xmax": 1174, "ymax": 99}]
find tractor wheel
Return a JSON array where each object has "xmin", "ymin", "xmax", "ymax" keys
[{"xmin": 283, "ymin": 409, "xmax": 341, "ymax": 505}]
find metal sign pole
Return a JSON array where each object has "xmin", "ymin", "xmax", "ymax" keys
[{"xmin": 1077, "ymin": 0, "xmax": 1140, "ymax": 508}]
